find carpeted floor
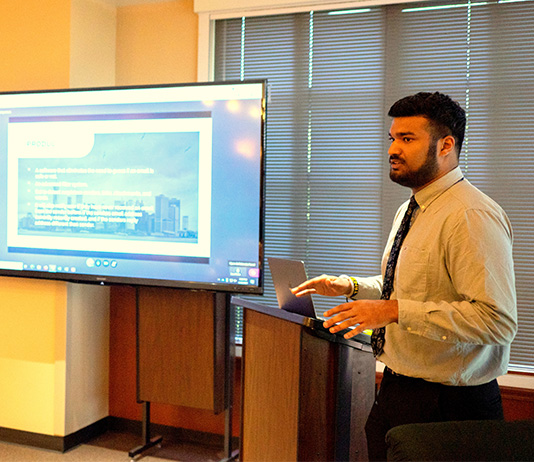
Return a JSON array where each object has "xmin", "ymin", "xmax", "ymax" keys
[{"xmin": 0, "ymin": 430, "xmax": 226, "ymax": 462}]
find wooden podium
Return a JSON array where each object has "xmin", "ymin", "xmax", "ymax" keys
[{"xmin": 232, "ymin": 297, "xmax": 375, "ymax": 462}]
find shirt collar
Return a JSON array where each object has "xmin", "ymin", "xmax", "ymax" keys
[{"xmin": 413, "ymin": 166, "xmax": 464, "ymax": 213}]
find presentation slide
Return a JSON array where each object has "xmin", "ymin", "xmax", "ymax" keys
[{"xmin": 8, "ymin": 114, "xmax": 212, "ymax": 260}]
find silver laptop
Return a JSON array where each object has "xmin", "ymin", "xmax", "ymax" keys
[
  {"xmin": 268, "ymin": 256, "xmax": 372, "ymax": 345},
  {"xmin": 268, "ymin": 256, "xmax": 316, "ymax": 317}
]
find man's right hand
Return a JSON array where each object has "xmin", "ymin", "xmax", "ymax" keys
[{"xmin": 291, "ymin": 274, "xmax": 352, "ymax": 298}]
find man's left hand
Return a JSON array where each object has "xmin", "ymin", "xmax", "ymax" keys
[{"xmin": 323, "ymin": 300, "xmax": 399, "ymax": 339}]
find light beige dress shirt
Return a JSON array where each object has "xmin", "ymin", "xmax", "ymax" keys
[{"xmin": 353, "ymin": 166, "xmax": 517, "ymax": 386}]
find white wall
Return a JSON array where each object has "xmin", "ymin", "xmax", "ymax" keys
[
  {"xmin": 64, "ymin": 283, "xmax": 110, "ymax": 435},
  {"xmin": 194, "ymin": 0, "xmax": 419, "ymax": 14}
]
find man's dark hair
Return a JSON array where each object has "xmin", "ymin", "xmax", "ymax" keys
[{"xmin": 388, "ymin": 92, "xmax": 466, "ymax": 157}]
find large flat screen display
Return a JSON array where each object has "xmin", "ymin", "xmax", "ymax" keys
[{"xmin": 0, "ymin": 80, "xmax": 266, "ymax": 293}]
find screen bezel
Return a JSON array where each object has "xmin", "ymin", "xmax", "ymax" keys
[{"xmin": 0, "ymin": 80, "xmax": 266, "ymax": 294}]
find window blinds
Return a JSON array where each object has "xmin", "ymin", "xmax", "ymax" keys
[{"xmin": 214, "ymin": 0, "xmax": 534, "ymax": 372}]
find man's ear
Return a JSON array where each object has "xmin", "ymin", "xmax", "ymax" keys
[{"xmin": 439, "ymin": 135, "xmax": 456, "ymax": 158}]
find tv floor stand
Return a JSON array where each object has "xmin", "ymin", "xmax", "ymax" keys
[{"xmin": 128, "ymin": 401, "xmax": 163, "ymax": 460}]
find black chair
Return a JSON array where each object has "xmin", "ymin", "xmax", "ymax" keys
[{"xmin": 386, "ymin": 419, "xmax": 534, "ymax": 461}]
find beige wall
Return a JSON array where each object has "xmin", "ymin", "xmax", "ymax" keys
[
  {"xmin": 116, "ymin": 0, "xmax": 198, "ymax": 85},
  {"xmin": 70, "ymin": 0, "xmax": 117, "ymax": 88}
]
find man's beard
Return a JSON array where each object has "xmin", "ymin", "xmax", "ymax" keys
[{"xmin": 389, "ymin": 142, "xmax": 439, "ymax": 189}]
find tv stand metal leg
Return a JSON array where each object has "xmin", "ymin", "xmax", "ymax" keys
[
  {"xmin": 128, "ymin": 401, "xmax": 163, "ymax": 460},
  {"xmin": 220, "ymin": 294, "xmax": 238, "ymax": 462}
]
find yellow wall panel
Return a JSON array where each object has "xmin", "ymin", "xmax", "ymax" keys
[
  {"xmin": 0, "ymin": 277, "xmax": 67, "ymax": 363},
  {"xmin": 0, "ymin": 0, "xmax": 71, "ymax": 91},
  {"xmin": 0, "ymin": 358, "xmax": 56, "ymax": 434}
]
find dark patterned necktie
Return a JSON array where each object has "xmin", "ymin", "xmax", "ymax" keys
[{"xmin": 371, "ymin": 195, "xmax": 418, "ymax": 357}]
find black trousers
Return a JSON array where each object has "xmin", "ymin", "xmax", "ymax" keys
[{"xmin": 365, "ymin": 367, "xmax": 504, "ymax": 461}]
